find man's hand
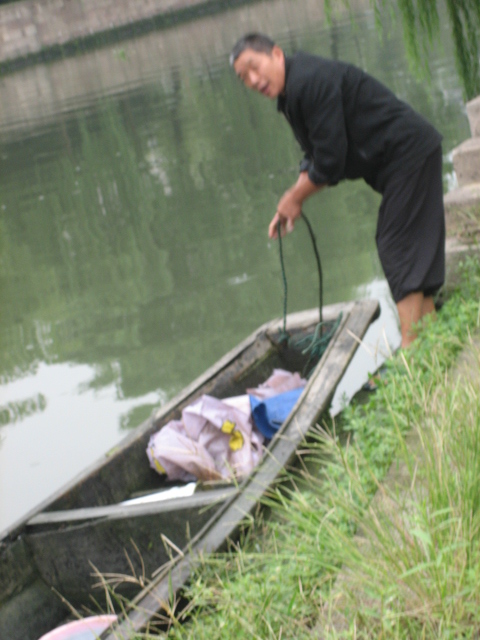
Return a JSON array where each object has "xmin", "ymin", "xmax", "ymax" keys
[
  {"xmin": 268, "ymin": 171, "xmax": 325, "ymax": 240},
  {"xmin": 268, "ymin": 189, "xmax": 302, "ymax": 239}
]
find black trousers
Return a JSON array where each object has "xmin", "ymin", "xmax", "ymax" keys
[{"xmin": 376, "ymin": 146, "xmax": 445, "ymax": 303}]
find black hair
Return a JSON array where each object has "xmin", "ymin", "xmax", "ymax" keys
[{"xmin": 229, "ymin": 33, "xmax": 276, "ymax": 66}]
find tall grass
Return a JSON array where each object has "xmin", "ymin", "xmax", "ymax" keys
[
  {"xmin": 104, "ymin": 257, "xmax": 480, "ymax": 639},
  {"xmin": 313, "ymin": 338, "xmax": 480, "ymax": 638}
]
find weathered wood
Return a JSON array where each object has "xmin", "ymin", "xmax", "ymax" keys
[
  {"xmin": 0, "ymin": 579, "xmax": 66, "ymax": 640},
  {"xmin": 26, "ymin": 491, "xmax": 235, "ymax": 606},
  {"xmin": 27, "ymin": 486, "xmax": 238, "ymax": 527},
  {"xmin": 100, "ymin": 299, "xmax": 379, "ymax": 639},
  {"xmin": 24, "ymin": 489, "xmax": 238, "ymax": 606},
  {"xmin": 0, "ymin": 538, "xmax": 37, "ymax": 604}
]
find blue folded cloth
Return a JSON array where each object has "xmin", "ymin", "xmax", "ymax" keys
[{"xmin": 249, "ymin": 387, "xmax": 304, "ymax": 439}]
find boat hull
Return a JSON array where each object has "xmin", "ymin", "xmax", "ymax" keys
[{"xmin": 0, "ymin": 300, "xmax": 379, "ymax": 640}]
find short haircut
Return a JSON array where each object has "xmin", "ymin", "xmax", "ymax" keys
[{"xmin": 229, "ymin": 33, "xmax": 276, "ymax": 66}]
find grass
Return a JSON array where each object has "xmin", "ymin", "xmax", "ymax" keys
[
  {"xmin": 100, "ymin": 255, "xmax": 480, "ymax": 639},
  {"xmin": 313, "ymin": 342, "xmax": 480, "ymax": 638}
]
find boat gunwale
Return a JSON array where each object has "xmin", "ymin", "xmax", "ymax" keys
[{"xmin": 26, "ymin": 485, "xmax": 240, "ymax": 527}]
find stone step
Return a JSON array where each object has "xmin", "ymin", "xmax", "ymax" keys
[
  {"xmin": 445, "ymin": 182, "xmax": 480, "ymax": 211},
  {"xmin": 444, "ymin": 183, "xmax": 480, "ymax": 243},
  {"xmin": 467, "ymin": 95, "xmax": 480, "ymax": 137},
  {"xmin": 451, "ymin": 137, "xmax": 480, "ymax": 186}
]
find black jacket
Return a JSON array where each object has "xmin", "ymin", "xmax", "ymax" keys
[{"xmin": 277, "ymin": 53, "xmax": 442, "ymax": 193}]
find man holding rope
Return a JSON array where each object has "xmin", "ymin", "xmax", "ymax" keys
[{"xmin": 230, "ymin": 33, "xmax": 445, "ymax": 348}]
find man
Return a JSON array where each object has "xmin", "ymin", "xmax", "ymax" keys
[{"xmin": 230, "ymin": 33, "xmax": 445, "ymax": 348}]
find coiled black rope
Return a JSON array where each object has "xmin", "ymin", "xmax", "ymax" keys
[
  {"xmin": 300, "ymin": 211, "xmax": 323, "ymax": 326},
  {"xmin": 276, "ymin": 211, "xmax": 341, "ymax": 377},
  {"xmin": 277, "ymin": 214, "xmax": 289, "ymax": 336}
]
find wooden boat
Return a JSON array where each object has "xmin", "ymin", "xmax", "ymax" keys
[{"xmin": 0, "ymin": 299, "xmax": 379, "ymax": 640}]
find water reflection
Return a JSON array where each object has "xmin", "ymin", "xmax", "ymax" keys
[
  {"xmin": 0, "ymin": 362, "xmax": 163, "ymax": 528},
  {"xmin": 0, "ymin": 393, "xmax": 47, "ymax": 427},
  {"xmin": 0, "ymin": 0, "xmax": 371, "ymax": 135},
  {"xmin": 0, "ymin": 0, "xmax": 471, "ymax": 531}
]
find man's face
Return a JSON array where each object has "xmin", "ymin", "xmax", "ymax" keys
[{"xmin": 233, "ymin": 46, "xmax": 285, "ymax": 99}]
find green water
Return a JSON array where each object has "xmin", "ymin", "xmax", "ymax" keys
[{"xmin": 0, "ymin": 0, "xmax": 470, "ymax": 531}]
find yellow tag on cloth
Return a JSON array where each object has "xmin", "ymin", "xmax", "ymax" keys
[
  {"xmin": 221, "ymin": 420, "xmax": 244, "ymax": 450},
  {"xmin": 228, "ymin": 429, "xmax": 244, "ymax": 451},
  {"xmin": 221, "ymin": 419, "xmax": 236, "ymax": 434},
  {"xmin": 149, "ymin": 446, "xmax": 166, "ymax": 475}
]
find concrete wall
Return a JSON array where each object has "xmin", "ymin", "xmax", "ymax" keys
[{"xmin": 0, "ymin": 0, "xmax": 211, "ymax": 63}]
